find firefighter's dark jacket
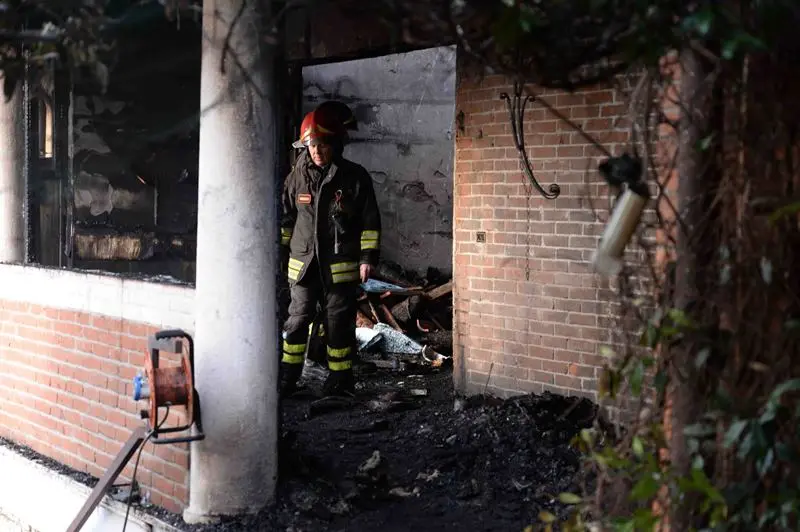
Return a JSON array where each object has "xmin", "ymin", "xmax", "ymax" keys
[{"xmin": 281, "ymin": 151, "xmax": 381, "ymax": 285}]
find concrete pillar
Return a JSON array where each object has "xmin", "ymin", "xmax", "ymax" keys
[
  {"xmin": 183, "ymin": 0, "xmax": 278, "ymax": 522},
  {"xmin": 0, "ymin": 86, "xmax": 25, "ymax": 263}
]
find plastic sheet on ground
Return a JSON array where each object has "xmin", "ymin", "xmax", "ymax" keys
[{"xmin": 356, "ymin": 323, "xmax": 424, "ymax": 355}]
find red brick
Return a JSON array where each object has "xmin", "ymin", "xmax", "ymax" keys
[
  {"xmin": 54, "ymin": 321, "xmax": 85, "ymax": 337},
  {"xmin": 152, "ymin": 473, "xmax": 175, "ymax": 497},
  {"xmin": 163, "ymin": 462, "xmax": 187, "ymax": 484},
  {"xmin": 554, "ymin": 375, "xmax": 582, "ymax": 390},
  {"xmin": 173, "ymin": 483, "xmax": 189, "ymax": 505}
]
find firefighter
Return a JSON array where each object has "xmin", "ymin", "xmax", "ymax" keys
[
  {"xmin": 279, "ymin": 103, "xmax": 381, "ymax": 397},
  {"xmin": 300, "ymin": 100, "xmax": 362, "ymax": 374}
]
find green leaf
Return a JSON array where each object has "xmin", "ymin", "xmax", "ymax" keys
[
  {"xmin": 667, "ymin": 308, "xmax": 692, "ymax": 327},
  {"xmin": 691, "ymin": 466, "xmax": 724, "ymax": 502},
  {"xmin": 630, "ymin": 474, "xmax": 661, "ymax": 501},
  {"xmin": 714, "ymin": 386, "xmax": 733, "ymax": 412},
  {"xmin": 558, "ymin": 492, "xmax": 582, "ymax": 505},
  {"xmin": 768, "ymin": 201, "xmax": 800, "ymax": 224},
  {"xmin": 722, "ymin": 30, "xmax": 767, "ymax": 60},
  {"xmin": 722, "ymin": 39, "xmax": 739, "ymax": 60},
  {"xmin": 723, "ymin": 482, "xmax": 752, "ymax": 506},
  {"xmin": 695, "ymin": 347, "xmax": 711, "ymax": 369},
  {"xmin": 723, "ymin": 419, "xmax": 748, "ymax": 448},
  {"xmin": 696, "ymin": 14, "xmax": 713, "ymax": 36},
  {"xmin": 776, "ymin": 442, "xmax": 796, "ymax": 462},
  {"xmin": 682, "ymin": 8, "xmax": 714, "ymax": 36},
  {"xmin": 757, "ymin": 448, "xmax": 775, "ymax": 477},
  {"xmin": 611, "ymin": 518, "xmax": 636, "ymax": 532},
  {"xmin": 632, "ymin": 436, "xmax": 644, "ymax": 458},
  {"xmin": 720, "ymin": 264, "xmax": 732, "ymax": 285},
  {"xmin": 739, "ymin": 423, "xmax": 768, "ymax": 459},
  {"xmin": 699, "ymin": 133, "xmax": 715, "ymax": 151},
  {"xmin": 539, "ymin": 510, "xmax": 556, "ymax": 523},
  {"xmin": 687, "ymin": 436, "xmax": 700, "ymax": 454},
  {"xmin": 631, "ymin": 508, "xmax": 660, "ymax": 530},
  {"xmin": 630, "ymin": 362, "xmax": 644, "ymax": 396},
  {"xmin": 769, "ymin": 379, "xmax": 800, "ymax": 404},
  {"xmin": 599, "ymin": 345, "xmax": 616, "ymax": 359},
  {"xmin": 760, "ymin": 406, "xmax": 777, "ymax": 425},
  {"xmin": 607, "ymin": 369, "xmax": 622, "ymax": 399},
  {"xmin": 760, "ymin": 257, "xmax": 773, "ymax": 284},
  {"xmin": 641, "ymin": 324, "xmax": 659, "ymax": 348},
  {"xmin": 654, "ymin": 370, "xmax": 668, "ymax": 395},
  {"xmin": 684, "ymin": 423, "xmax": 716, "ymax": 438},
  {"xmin": 738, "ymin": 430, "xmax": 754, "ymax": 458}
]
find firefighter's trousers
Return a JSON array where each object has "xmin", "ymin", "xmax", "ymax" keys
[{"xmin": 281, "ymin": 258, "xmax": 358, "ymax": 373}]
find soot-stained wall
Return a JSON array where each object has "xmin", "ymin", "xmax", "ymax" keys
[{"xmin": 302, "ymin": 46, "xmax": 456, "ymax": 276}]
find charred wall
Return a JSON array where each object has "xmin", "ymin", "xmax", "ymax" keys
[{"xmin": 301, "ymin": 46, "xmax": 456, "ymax": 276}]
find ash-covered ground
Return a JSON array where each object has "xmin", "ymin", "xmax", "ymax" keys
[{"xmin": 1, "ymin": 362, "xmax": 597, "ymax": 532}]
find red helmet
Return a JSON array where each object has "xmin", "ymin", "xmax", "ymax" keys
[{"xmin": 292, "ymin": 107, "xmax": 346, "ymax": 149}]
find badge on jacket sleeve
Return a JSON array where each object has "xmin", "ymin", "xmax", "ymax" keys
[{"xmin": 297, "ymin": 193, "xmax": 312, "ymax": 204}]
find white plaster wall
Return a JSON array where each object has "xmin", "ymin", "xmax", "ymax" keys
[
  {"xmin": 0, "ymin": 445, "xmax": 179, "ymax": 532},
  {"xmin": 0, "ymin": 264, "xmax": 195, "ymax": 331}
]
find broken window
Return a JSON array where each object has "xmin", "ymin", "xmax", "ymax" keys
[{"xmin": 22, "ymin": 16, "xmax": 202, "ymax": 284}]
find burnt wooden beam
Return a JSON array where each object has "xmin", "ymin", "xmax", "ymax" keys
[{"xmin": 73, "ymin": 227, "xmax": 196, "ymax": 261}]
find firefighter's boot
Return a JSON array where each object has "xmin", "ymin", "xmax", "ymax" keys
[
  {"xmin": 279, "ymin": 362, "xmax": 303, "ymax": 398},
  {"xmin": 322, "ymin": 368, "xmax": 355, "ymax": 397}
]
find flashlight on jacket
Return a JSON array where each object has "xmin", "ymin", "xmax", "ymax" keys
[
  {"xmin": 332, "ymin": 190, "xmax": 345, "ymax": 254},
  {"xmin": 590, "ymin": 154, "xmax": 648, "ymax": 277}
]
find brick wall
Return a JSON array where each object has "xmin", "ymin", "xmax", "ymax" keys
[
  {"xmin": 0, "ymin": 265, "xmax": 194, "ymax": 513},
  {"xmin": 452, "ymin": 71, "xmax": 632, "ymax": 400}
]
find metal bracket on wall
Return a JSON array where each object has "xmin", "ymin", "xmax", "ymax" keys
[{"xmin": 500, "ymin": 81, "xmax": 561, "ymax": 200}]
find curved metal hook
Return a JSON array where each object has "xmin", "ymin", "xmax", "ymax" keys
[{"xmin": 500, "ymin": 82, "xmax": 561, "ymax": 200}]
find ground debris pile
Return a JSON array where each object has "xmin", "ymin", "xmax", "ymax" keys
[
  {"xmin": 356, "ymin": 263, "xmax": 453, "ymax": 361},
  {"xmin": 185, "ymin": 368, "xmax": 598, "ymax": 532},
  {"xmin": 0, "ymin": 367, "xmax": 597, "ymax": 532}
]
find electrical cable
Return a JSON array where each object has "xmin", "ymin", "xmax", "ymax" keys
[{"xmin": 121, "ymin": 404, "xmax": 171, "ymax": 532}]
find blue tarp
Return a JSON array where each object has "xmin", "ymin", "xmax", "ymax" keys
[{"xmin": 360, "ymin": 279, "xmax": 413, "ymax": 294}]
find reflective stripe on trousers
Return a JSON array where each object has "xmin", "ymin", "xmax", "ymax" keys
[{"xmin": 326, "ymin": 345, "xmax": 353, "ymax": 371}]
